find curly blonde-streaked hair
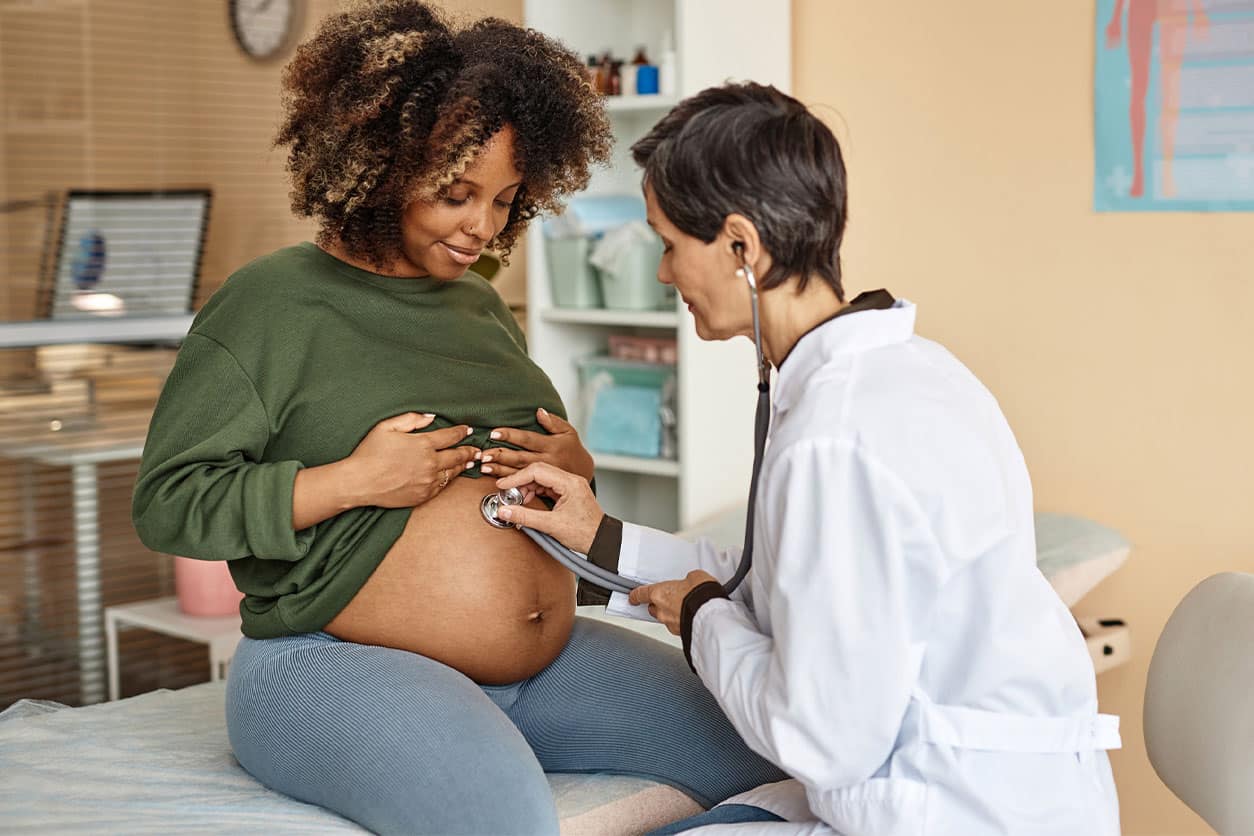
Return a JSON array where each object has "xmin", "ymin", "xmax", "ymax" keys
[{"xmin": 275, "ymin": 0, "xmax": 612, "ymax": 267}]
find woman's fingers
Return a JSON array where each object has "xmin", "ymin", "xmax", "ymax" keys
[
  {"xmin": 419, "ymin": 424, "xmax": 474, "ymax": 450},
  {"xmin": 481, "ymin": 462, "xmax": 519, "ymax": 477},
  {"xmin": 535, "ymin": 407, "xmax": 574, "ymax": 434},
  {"xmin": 377, "ymin": 411, "xmax": 438, "ymax": 433},
  {"xmin": 488, "ymin": 426, "xmax": 551, "ymax": 451},
  {"xmin": 434, "ymin": 446, "xmax": 479, "ymax": 475},
  {"xmin": 480, "ymin": 447, "xmax": 537, "ymax": 471}
]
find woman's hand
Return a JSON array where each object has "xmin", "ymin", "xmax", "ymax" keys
[
  {"xmin": 493, "ymin": 462, "xmax": 604, "ymax": 554},
  {"xmin": 628, "ymin": 571, "xmax": 719, "ymax": 635},
  {"xmin": 481, "ymin": 408, "xmax": 595, "ymax": 482},
  {"xmin": 344, "ymin": 412, "xmax": 480, "ymax": 508}
]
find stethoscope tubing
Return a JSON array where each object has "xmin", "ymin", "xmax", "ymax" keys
[{"xmin": 519, "ymin": 526, "xmax": 641, "ymax": 595}]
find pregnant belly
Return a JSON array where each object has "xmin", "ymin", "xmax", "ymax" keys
[{"xmin": 324, "ymin": 476, "xmax": 576, "ymax": 684}]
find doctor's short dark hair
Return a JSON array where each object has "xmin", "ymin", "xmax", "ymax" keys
[{"xmin": 631, "ymin": 82, "xmax": 847, "ymax": 301}]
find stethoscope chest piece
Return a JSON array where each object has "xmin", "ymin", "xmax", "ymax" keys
[{"xmin": 481, "ymin": 487, "xmax": 525, "ymax": 529}]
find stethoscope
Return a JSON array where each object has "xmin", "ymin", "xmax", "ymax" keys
[{"xmin": 480, "ymin": 242, "xmax": 771, "ymax": 598}]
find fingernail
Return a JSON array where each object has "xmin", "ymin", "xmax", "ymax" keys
[
  {"xmin": 538, "ymin": 408, "xmax": 548, "ymax": 417},
  {"xmin": 498, "ymin": 507, "xmax": 512, "ymax": 520},
  {"xmin": 474, "ymin": 450, "xmax": 482, "ymax": 460},
  {"xmin": 481, "ymin": 465, "xmax": 493, "ymax": 474},
  {"xmin": 423, "ymin": 413, "xmax": 435, "ymax": 418},
  {"xmin": 490, "ymin": 431, "xmax": 502, "ymax": 440},
  {"xmin": 464, "ymin": 461, "xmax": 475, "ymax": 469},
  {"xmin": 482, "ymin": 455, "xmax": 493, "ymax": 463},
  {"xmin": 465, "ymin": 427, "xmax": 474, "ymax": 436}
]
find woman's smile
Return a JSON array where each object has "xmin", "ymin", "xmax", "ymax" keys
[{"xmin": 440, "ymin": 241, "xmax": 482, "ymax": 266}]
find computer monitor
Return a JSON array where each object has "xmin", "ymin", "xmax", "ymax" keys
[{"xmin": 40, "ymin": 189, "xmax": 211, "ymax": 320}]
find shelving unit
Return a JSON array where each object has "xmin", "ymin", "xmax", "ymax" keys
[
  {"xmin": 522, "ymin": 0, "xmax": 791, "ymax": 532},
  {"xmin": 539, "ymin": 307, "xmax": 678, "ymax": 328},
  {"xmin": 604, "ymin": 95, "xmax": 679, "ymax": 114}
]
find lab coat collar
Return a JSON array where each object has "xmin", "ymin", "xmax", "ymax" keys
[{"xmin": 772, "ymin": 292, "xmax": 916, "ymax": 414}]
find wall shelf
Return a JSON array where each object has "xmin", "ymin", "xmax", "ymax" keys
[
  {"xmin": 604, "ymin": 95, "xmax": 680, "ymax": 114},
  {"xmin": 540, "ymin": 307, "xmax": 677, "ymax": 328},
  {"xmin": 594, "ymin": 453, "xmax": 680, "ymax": 477}
]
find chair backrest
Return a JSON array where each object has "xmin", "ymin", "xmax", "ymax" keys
[{"xmin": 1144, "ymin": 572, "xmax": 1254, "ymax": 835}]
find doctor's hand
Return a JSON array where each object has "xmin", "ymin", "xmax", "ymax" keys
[
  {"xmin": 628, "ymin": 571, "xmax": 719, "ymax": 636},
  {"xmin": 494, "ymin": 462, "xmax": 604, "ymax": 554},
  {"xmin": 483, "ymin": 408, "xmax": 595, "ymax": 482}
]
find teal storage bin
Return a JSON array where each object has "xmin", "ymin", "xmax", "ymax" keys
[{"xmin": 577, "ymin": 356, "xmax": 677, "ymax": 459}]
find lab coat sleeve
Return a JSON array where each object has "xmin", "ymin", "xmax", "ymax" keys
[
  {"xmin": 689, "ymin": 438, "xmax": 946, "ymax": 790},
  {"xmin": 618, "ymin": 522, "xmax": 754, "ymax": 607}
]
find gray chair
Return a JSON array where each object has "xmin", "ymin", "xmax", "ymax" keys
[{"xmin": 1144, "ymin": 572, "xmax": 1254, "ymax": 835}]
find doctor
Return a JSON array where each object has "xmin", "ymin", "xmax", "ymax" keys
[{"xmin": 494, "ymin": 83, "xmax": 1121, "ymax": 835}]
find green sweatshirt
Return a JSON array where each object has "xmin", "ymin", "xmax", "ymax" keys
[{"xmin": 132, "ymin": 242, "xmax": 565, "ymax": 638}]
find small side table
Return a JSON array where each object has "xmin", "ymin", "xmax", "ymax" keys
[{"xmin": 104, "ymin": 596, "xmax": 243, "ymax": 701}]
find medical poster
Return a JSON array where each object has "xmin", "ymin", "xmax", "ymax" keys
[{"xmin": 1095, "ymin": 0, "xmax": 1254, "ymax": 211}]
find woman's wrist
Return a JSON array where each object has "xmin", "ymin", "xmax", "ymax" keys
[
  {"xmin": 292, "ymin": 459, "xmax": 364, "ymax": 530},
  {"xmin": 329, "ymin": 456, "xmax": 374, "ymax": 508}
]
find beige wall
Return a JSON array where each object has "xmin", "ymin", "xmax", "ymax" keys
[{"xmin": 794, "ymin": 2, "xmax": 1254, "ymax": 834}]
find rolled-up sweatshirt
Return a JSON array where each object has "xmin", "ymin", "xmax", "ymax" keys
[{"xmin": 132, "ymin": 242, "xmax": 567, "ymax": 638}]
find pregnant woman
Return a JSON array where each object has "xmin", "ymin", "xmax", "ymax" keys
[{"xmin": 131, "ymin": 3, "xmax": 783, "ymax": 834}]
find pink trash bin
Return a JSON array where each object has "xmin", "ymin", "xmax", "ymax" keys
[{"xmin": 173, "ymin": 556, "xmax": 243, "ymax": 617}]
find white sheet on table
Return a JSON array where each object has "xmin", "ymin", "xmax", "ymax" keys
[{"xmin": 0, "ymin": 679, "xmax": 694, "ymax": 834}]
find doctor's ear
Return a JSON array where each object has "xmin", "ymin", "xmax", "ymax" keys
[{"xmin": 721, "ymin": 214, "xmax": 763, "ymax": 268}]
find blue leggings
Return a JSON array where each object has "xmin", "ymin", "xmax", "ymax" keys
[{"xmin": 225, "ymin": 617, "xmax": 786, "ymax": 835}]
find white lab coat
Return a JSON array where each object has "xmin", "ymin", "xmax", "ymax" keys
[{"xmin": 611, "ymin": 300, "xmax": 1121, "ymax": 835}]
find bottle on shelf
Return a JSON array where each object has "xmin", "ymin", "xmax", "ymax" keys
[
  {"xmin": 659, "ymin": 29, "xmax": 677, "ymax": 97},
  {"xmin": 620, "ymin": 62, "xmax": 638, "ymax": 97},
  {"xmin": 636, "ymin": 63, "xmax": 660, "ymax": 95},
  {"xmin": 595, "ymin": 51, "xmax": 614, "ymax": 94},
  {"xmin": 609, "ymin": 60, "xmax": 623, "ymax": 96}
]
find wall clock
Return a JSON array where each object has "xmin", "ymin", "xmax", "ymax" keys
[{"xmin": 230, "ymin": 0, "xmax": 302, "ymax": 62}]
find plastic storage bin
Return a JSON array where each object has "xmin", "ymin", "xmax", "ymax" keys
[
  {"xmin": 577, "ymin": 356, "xmax": 677, "ymax": 459},
  {"xmin": 590, "ymin": 222, "xmax": 669, "ymax": 311},
  {"xmin": 546, "ymin": 196, "xmax": 653, "ymax": 310},
  {"xmin": 545, "ymin": 236, "xmax": 602, "ymax": 308}
]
